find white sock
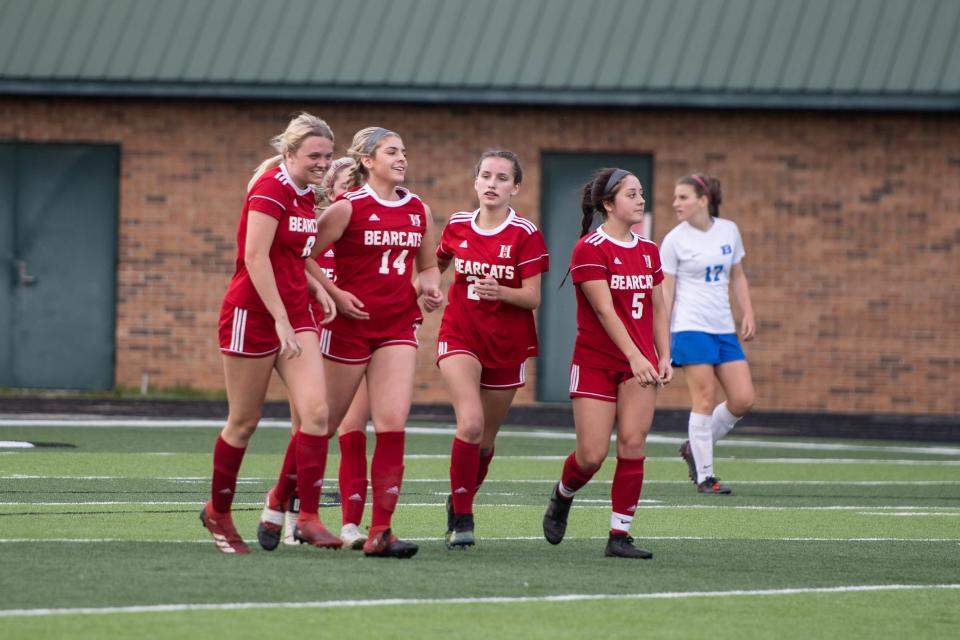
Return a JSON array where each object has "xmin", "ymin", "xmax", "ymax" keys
[
  {"xmin": 711, "ymin": 401, "xmax": 742, "ymax": 443},
  {"xmin": 558, "ymin": 482, "xmax": 577, "ymax": 499},
  {"xmin": 611, "ymin": 512, "xmax": 633, "ymax": 534},
  {"xmin": 688, "ymin": 412, "xmax": 713, "ymax": 484}
]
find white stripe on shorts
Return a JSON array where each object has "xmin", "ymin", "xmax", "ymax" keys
[
  {"xmin": 320, "ymin": 329, "xmax": 331, "ymax": 355},
  {"xmin": 569, "ymin": 364, "xmax": 579, "ymax": 393},
  {"xmin": 231, "ymin": 308, "xmax": 247, "ymax": 353}
]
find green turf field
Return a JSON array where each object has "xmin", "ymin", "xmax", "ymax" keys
[{"xmin": 1, "ymin": 419, "xmax": 958, "ymax": 639}]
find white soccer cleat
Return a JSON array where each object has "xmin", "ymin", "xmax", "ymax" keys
[{"xmin": 340, "ymin": 523, "xmax": 366, "ymax": 550}]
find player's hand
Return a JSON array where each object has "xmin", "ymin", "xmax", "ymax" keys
[
  {"xmin": 421, "ymin": 285, "xmax": 443, "ymax": 312},
  {"xmin": 315, "ymin": 287, "xmax": 337, "ymax": 324},
  {"xmin": 658, "ymin": 359, "xmax": 673, "ymax": 385},
  {"xmin": 472, "ymin": 276, "xmax": 501, "ymax": 301},
  {"xmin": 741, "ymin": 313, "xmax": 756, "ymax": 341},
  {"xmin": 275, "ymin": 319, "xmax": 301, "ymax": 359},
  {"xmin": 629, "ymin": 352, "xmax": 662, "ymax": 388},
  {"xmin": 333, "ymin": 289, "xmax": 370, "ymax": 320}
]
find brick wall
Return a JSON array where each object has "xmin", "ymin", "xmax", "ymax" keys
[{"xmin": 1, "ymin": 97, "xmax": 957, "ymax": 414}]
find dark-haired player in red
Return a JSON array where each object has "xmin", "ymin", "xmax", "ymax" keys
[
  {"xmin": 312, "ymin": 127, "xmax": 443, "ymax": 559},
  {"xmin": 436, "ymin": 150, "xmax": 548, "ymax": 548},
  {"xmin": 201, "ymin": 112, "xmax": 341, "ymax": 554},
  {"xmin": 542, "ymin": 168, "xmax": 672, "ymax": 559}
]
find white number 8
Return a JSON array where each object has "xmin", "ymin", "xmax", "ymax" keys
[{"xmin": 301, "ymin": 236, "xmax": 316, "ymax": 258}]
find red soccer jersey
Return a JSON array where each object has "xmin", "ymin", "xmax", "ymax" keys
[
  {"xmin": 314, "ymin": 246, "xmax": 336, "ymax": 281},
  {"xmin": 436, "ymin": 209, "xmax": 549, "ymax": 368},
  {"xmin": 223, "ymin": 164, "xmax": 317, "ymax": 315},
  {"xmin": 326, "ymin": 184, "xmax": 427, "ymax": 338},
  {"xmin": 570, "ymin": 227, "xmax": 664, "ymax": 371}
]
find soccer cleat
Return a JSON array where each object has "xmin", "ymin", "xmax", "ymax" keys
[
  {"xmin": 363, "ymin": 527, "xmax": 419, "ymax": 559},
  {"xmin": 340, "ymin": 523, "xmax": 367, "ymax": 550},
  {"xmin": 542, "ymin": 482, "xmax": 572, "ymax": 545},
  {"xmin": 256, "ymin": 490, "xmax": 285, "ymax": 551},
  {"xmin": 445, "ymin": 513, "xmax": 476, "ymax": 549},
  {"xmin": 294, "ymin": 518, "xmax": 344, "ymax": 549},
  {"xmin": 697, "ymin": 476, "xmax": 732, "ymax": 495},
  {"xmin": 200, "ymin": 502, "xmax": 250, "ymax": 555},
  {"xmin": 678, "ymin": 440, "xmax": 698, "ymax": 484},
  {"xmin": 604, "ymin": 532, "xmax": 653, "ymax": 559},
  {"xmin": 282, "ymin": 496, "xmax": 301, "ymax": 546},
  {"xmin": 445, "ymin": 494, "xmax": 454, "ymax": 534}
]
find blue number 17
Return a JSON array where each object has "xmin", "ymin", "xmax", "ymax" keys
[{"xmin": 705, "ymin": 265, "xmax": 724, "ymax": 282}]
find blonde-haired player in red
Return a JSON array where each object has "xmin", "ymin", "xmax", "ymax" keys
[
  {"xmin": 257, "ymin": 157, "xmax": 374, "ymax": 550},
  {"xmin": 313, "ymin": 127, "xmax": 443, "ymax": 558},
  {"xmin": 201, "ymin": 112, "xmax": 340, "ymax": 554},
  {"xmin": 542, "ymin": 168, "xmax": 672, "ymax": 559},
  {"xmin": 436, "ymin": 150, "xmax": 548, "ymax": 548}
]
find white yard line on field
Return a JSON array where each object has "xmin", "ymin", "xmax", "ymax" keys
[
  {"xmin": 0, "ymin": 536, "xmax": 957, "ymax": 545},
  {"xmin": 2, "ymin": 418, "xmax": 958, "ymax": 456},
  {"xmin": 3, "ymin": 501, "xmax": 959, "ymax": 512},
  {"xmin": 0, "ymin": 584, "xmax": 957, "ymax": 618},
  {"xmin": 3, "ymin": 474, "xmax": 960, "ymax": 485}
]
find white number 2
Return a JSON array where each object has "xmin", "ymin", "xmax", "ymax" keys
[
  {"xmin": 466, "ymin": 275, "xmax": 480, "ymax": 300},
  {"xmin": 378, "ymin": 249, "xmax": 409, "ymax": 275},
  {"xmin": 631, "ymin": 292, "xmax": 646, "ymax": 319}
]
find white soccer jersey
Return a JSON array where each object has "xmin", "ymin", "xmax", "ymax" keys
[{"xmin": 660, "ymin": 218, "xmax": 745, "ymax": 334}]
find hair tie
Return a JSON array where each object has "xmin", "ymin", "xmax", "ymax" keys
[{"xmin": 690, "ymin": 174, "xmax": 711, "ymax": 201}]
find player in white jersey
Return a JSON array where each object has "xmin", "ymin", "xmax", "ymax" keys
[{"xmin": 660, "ymin": 173, "xmax": 756, "ymax": 494}]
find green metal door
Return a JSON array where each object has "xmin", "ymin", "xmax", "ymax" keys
[
  {"xmin": 536, "ymin": 153, "xmax": 654, "ymax": 402},
  {"xmin": 0, "ymin": 143, "xmax": 119, "ymax": 389}
]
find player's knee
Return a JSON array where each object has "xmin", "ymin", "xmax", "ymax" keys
[
  {"xmin": 578, "ymin": 449, "xmax": 606, "ymax": 473},
  {"xmin": 728, "ymin": 393, "xmax": 754, "ymax": 416},
  {"xmin": 456, "ymin": 414, "xmax": 484, "ymax": 443},
  {"xmin": 225, "ymin": 412, "xmax": 260, "ymax": 442},
  {"xmin": 299, "ymin": 401, "xmax": 329, "ymax": 434},
  {"xmin": 617, "ymin": 433, "xmax": 647, "ymax": 458}
]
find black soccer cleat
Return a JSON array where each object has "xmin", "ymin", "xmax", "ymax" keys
[
  {"xmin": 604, "ymin": 533, "xmax": 653, "ymax": 559},
  {"xmin": 363, "ymin": 527, "xmax": 419, "ymax": 559},
  {"xmin": 542, "ymin": 482, "xmax": 572, "ymax": 545},
  {"xmin": 697, "ymin": 476, "xmax": 732, "ymax": 495},
  {"xmin": 445, "ymin": 494, "xmax": 455, "ymax": 534},
  {"xmin": 445, "ymin": 513, "xmax": 476, "ymax": 549},
  {"xmin": 679, "ymin": 440, "xmax": 698, "ymax": 484}
]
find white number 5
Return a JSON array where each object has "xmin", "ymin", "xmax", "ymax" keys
[{"xmin": 631, "ymin": 292, "xmax": 645, "ymax": 319}]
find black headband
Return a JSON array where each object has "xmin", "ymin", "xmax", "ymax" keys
[{"xmin": 602, "ymin": 169, "xmax": 630, "ymax": 197}]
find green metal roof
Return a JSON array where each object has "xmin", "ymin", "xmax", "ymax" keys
[{"xmin": 1, "ymin": 0, "xmax": 958, "ymax": 110}]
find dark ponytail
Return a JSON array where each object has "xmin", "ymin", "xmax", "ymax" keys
[
  {"xmin": 561, "ymin": 167, "xmax": 631, "ymax": 287},
  {"xmin": 678, "ymin": 173, "xmax": 723, "ymax": 217}
]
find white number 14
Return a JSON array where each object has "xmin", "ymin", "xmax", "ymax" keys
[{"xmin": 378, "ymin": 249, "xmax": 409, "ymax": 275}]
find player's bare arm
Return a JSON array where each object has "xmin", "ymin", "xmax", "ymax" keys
[
  {"xmin": 651, "ymin": 284, "xmax": 673, "ymax": 384},
  {"xmin": 473, "ymin": 273, "xmax": 541, "ymax": 310},
  {"xmin": 415, "ymin": 204, "xmax": 443, "ymax": 312},
  {"xmin": 730, "ymin": 262, "xmax": 755, "ymax": 341}
]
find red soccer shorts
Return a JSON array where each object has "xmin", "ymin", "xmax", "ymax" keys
[
  {"xmin": 436, "ymin": 340, "xmax": 527, "ymax": 389},
  {"xmin": 219, "ymin": 302, "xmax": 318, "ymax": 358},
  {"xmin": 320, "ymin": 322, "xmax": 421, "ymax": 364},
  {"xmin": 568, "ymin": 363, "xmax": 631, "ymax": 403}
]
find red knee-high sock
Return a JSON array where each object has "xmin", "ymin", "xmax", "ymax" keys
[
  {"xmin": 610, "ymin": 456, "xmax": 645, "ymax": 535},
  {"xmin": 475, "ymin": 447, "xmax": 495, "ymax": 492},
  {"xmin": 370, "ymin": 431, "xmax": 405, "ymax": 531},
  {"xmin": 338, "ymin": 430, "xmax": 368, "ymax": 526},
  {"xmin": 211, "ymin": 435, "xmax": 246, "ymax": 513},
  {"xmin": 450, "ymin": 437, "xmax": 480, "ymax": 515},
  {"xmin": 558, "ymin": 451, "xmax": 596, "ymax": 498},
  {"xmin": 271, "ymin": 432, "xmax": 299, "ymax": 507},
  {"xmin": 295, "ymin": 432, "xmax": 329, "ymax": 519}
]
